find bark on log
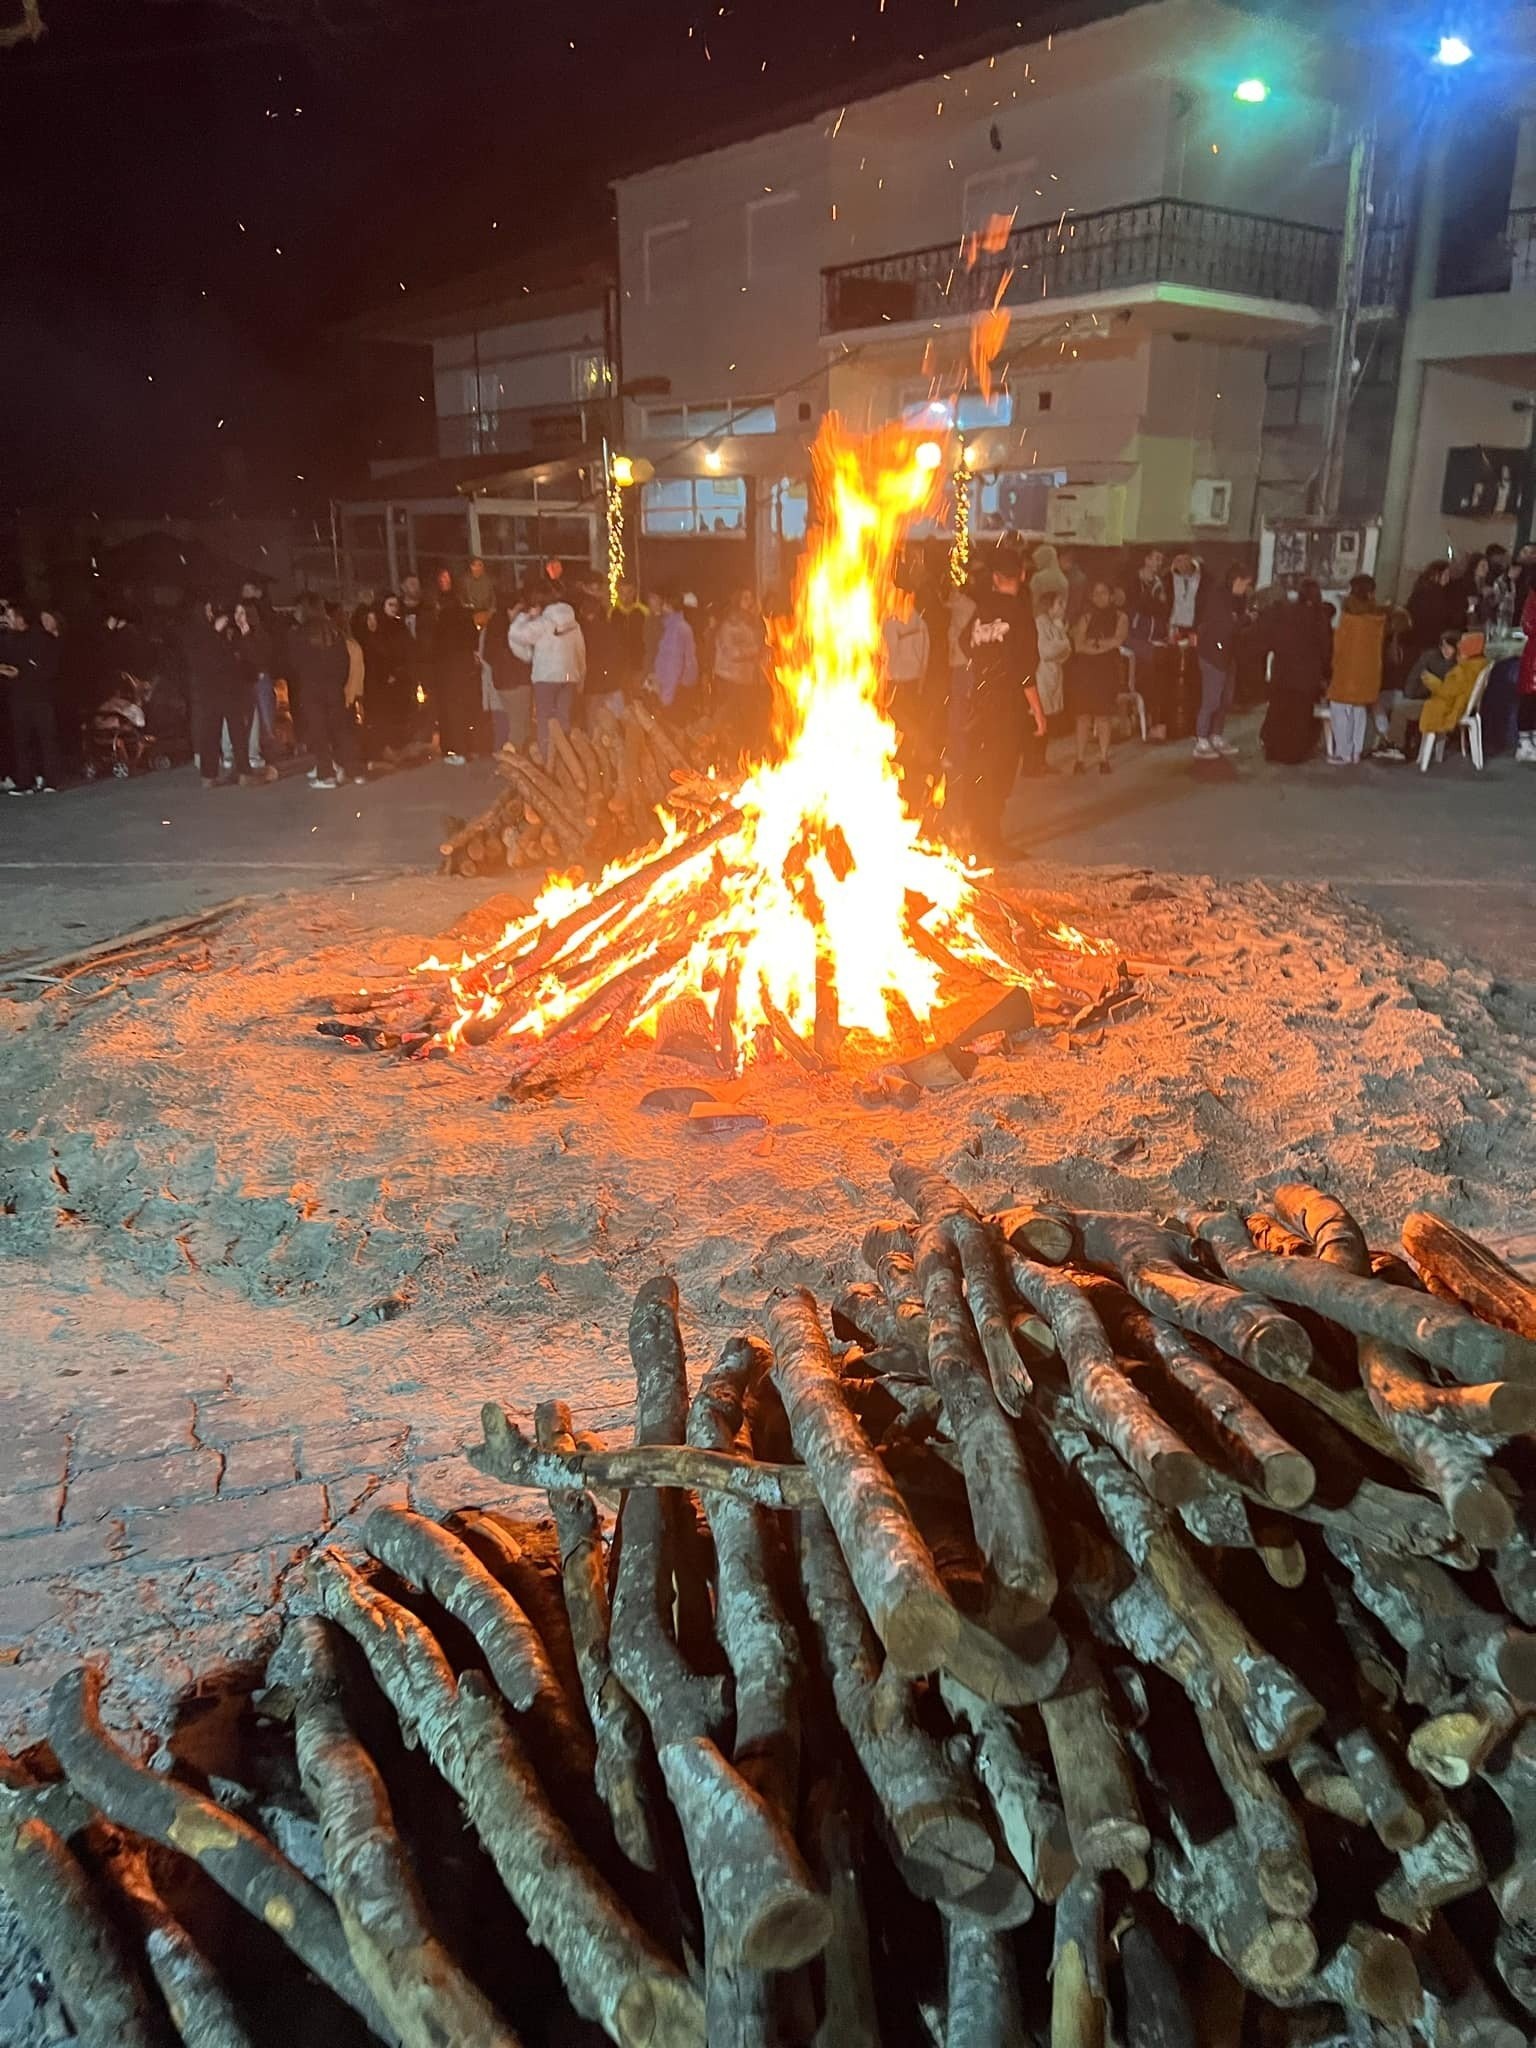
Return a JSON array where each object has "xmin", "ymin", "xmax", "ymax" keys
[
  {"xmin": 1069, "ymin": 1274, "xmax": 1316, "ymax": 1507},
  {"xmin": 992, "ymin": 1201, "xmax": 1076, "ymax": 1265},
  {"xmin": 1332, "ymin": 1723, "xmax": 1425, "ymax": 1850},
  {"xmin": 944, "ymin": 1914, "xmax": 1024, "ymax": 2047},
  {"xmin": 46, "ymin": 1666, "xmax": 385, "ymax": 2036},
  {"xmin": 0, "ymin": 1816, "xmax": 159, "ymax": 2048},
  {"xmin": 1121, "ymin": 1917, "xmax": 1199, "ymax": 2048},
  {"xmin": 108, "ymin": 1839, "xmax": 256, "ymax": 2048},
  {"xmin": 1037, "ymin": 1401, "xmax": 1323, "ymax": 1759},
  {"xmin": 830, "ymin": 1284, "xmax": 924, "ymax": 1368},
  {"xmin": 796, "ymin": 1508, "xmax": 993, "ymax": 1898},
  {"xmin": 1002, "ymin": 1248, "xmax": 1206, "ymax": 1506},
  {"xmin": 271, "ymin": 1615, "xmax": 520, "ymax": 2048},
  {"xmin": 1323, "ymin": 1533, "xmax": 1536, "ymax": 1708},
  {"xmin": 861, "ymin": 1219, "xmax": 916, "ymax": 1267},
  {"xmin": 1039, "ymin": 1652, "xmax": 1150, "ymax": 1887},
  {"xmin": 1270, "ymin": 1184, "xmax": 1371, "ymax": 1274},
  {"xmin": 685, "ymin": 1335, "xmax": 801, "ymax": 1818},
  {"xmin": 1049, "ymin": 1869, "xmax": 1107, "ymax": 2048},
  {"xmin": 1196, "ymin": 1696, "xmax": 1316, "ymax": 1916},
  {"xmin": 1188, "ymin": 1208, "xmax": 1536, "ymax": 1384},
  {"xmin": 806, "ymin": 1785, "xmax": 879, "ymax": 2048},
  {"xmin": 913, "ymin": 1224, "xmax": 1056, "ymax": 1617},
  {"xmin": 1485, "ymin": 1720, "xmax": 1536, "ymax": 1933},
  {"xmin": 474, "ymin": 1402, "xmax": 818, "ymax": 1510},
  {"xmin": 362, "ymin": 1506, "xmax": 594, "ymax": 1763},
  {"xmin": 1071, "ymin": 1211, "xmax": 1314, "ymax": 1381},
  {"xmin": 939, "ymin": 1679, "xmax": 1075, "ymax": 1902},
  {"xmin": 308, "ymin": 1550, "xmax": 705, "ymax": 2048},
  {"xmin": 1357, "ymin": 1337, "xmax": 1516, "ymax": 1549},
  {"xmin": 1276, "ymin": 1926, "xmax": 1421, "ymax": 2026},
  {"xmin": 1374, "ymin": 1808, "xmax": 1485, "ymax": 1928},
  {"xmin": 525, "ymin": 1403, "xmax": 658, "ymax": 1872},
  {"xmin": 1416, "ymin": 1915, "xmax": 1526, "ymax": 2048},
  {"xmin": 1152, "ymin": 1835, "xmax": 1318, "ymax": 1996},
  {"xmin": 766, "ymin": 1287, "xmax": 959, "ymax": 1678},
  {"xmin": 1401, "ymin": 1211, "xmax": 1536, "ymax": 1338},
  {"xmin": 1408, "ymin": 1687, "xmax": 1521, "ymax": 1790},
  {"xmin": 945, "ymin": 1211, "xmax": 1033, "ymax": 1414},
  {"xmin": 1287, "ymin": 1739, "xmax": 1367, "ymax": 1829}
]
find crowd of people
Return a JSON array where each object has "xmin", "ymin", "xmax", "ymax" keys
[{"xmin": 4, "ymin": 534, "xmax": 1534, "ymax": 828}]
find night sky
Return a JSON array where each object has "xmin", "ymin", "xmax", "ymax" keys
[{"xmin": 3, "ymin": 0, "xmax": 1346, "ymax": 513}]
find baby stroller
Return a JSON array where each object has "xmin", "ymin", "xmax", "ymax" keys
[{"xmin": 82, "ymin": 671, "xmax": 173, "ymax": 779}]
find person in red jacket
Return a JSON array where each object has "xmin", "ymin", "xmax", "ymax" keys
[{"xmin": 1516, "ymin": 587, "xmax": 1536, "ymax": 762}]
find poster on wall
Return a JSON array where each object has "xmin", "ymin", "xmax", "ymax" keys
[{"xmin": 1441, "ymin": 445, "xmax": 1527, "ymax": 521}]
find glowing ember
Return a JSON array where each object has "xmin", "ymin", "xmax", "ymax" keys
[{"xmin": 409, "ymin": 415, "xmax": 1103, "ymax": 1081}]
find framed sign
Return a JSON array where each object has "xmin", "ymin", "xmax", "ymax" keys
[{"xmin": 1441, "ymin": 445, "xmax": 1526, "ymax": 521}]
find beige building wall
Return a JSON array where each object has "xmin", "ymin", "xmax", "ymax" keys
[{"xmin": 1397, "ymin": 364, "xmax": 1532, "ymax": 574}]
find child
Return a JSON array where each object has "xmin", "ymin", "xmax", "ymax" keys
[
  {"xmin": 1415, "ymin": 632, "xmax": 1485, "ymax": 755},
  {"xmin": 1069, "ymin": 580, "xmax": 1128, "ymax": 775}
]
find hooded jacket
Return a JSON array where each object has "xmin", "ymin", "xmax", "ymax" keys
[
  {"xmin": 1418, "ymin": 655, "xmax": 1484, "ymax": 735},
  {"xmin": 1029, "ymin": 545, "xmax": 1069, "ymax": 612},
  {"xmin": 1328, "ymin": 595, "xmax": 1389, "ymax": 706},
  {"xmin": 651, "ymin": 610, "xmax": 699, "ymax": 707},
  {"xmin": 508, "ymin": 602, "xmax": 587, "ymax": 686},
  {"xmin": 882, "ymin": 610, "xmax": 930, "ymax": 688}
]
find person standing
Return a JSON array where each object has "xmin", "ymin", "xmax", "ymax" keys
[
  {"xmin": 1326, "ymin": 573, "xmax": 1389, "ymax": 765},
  {"xmin": 1033, "ymin": 589, "xmax": 1071, "ymax": 730},
  {"xmin": 430, "ymin": 587, "xmax": 483, "ymax": 764},
  {"xmin": 459, "ymin": 556, "xmax": 498, "ymax": 622},
  {"xmin": 962, "ymin": 548, "xmax": 1045, "ymax": 855},
  {"xmin": 359, "ymin": 604, "xmax": 415, "ymax": 764},
  {"xmin": 1192, "ymin": 564, "xmax": 1253, "ymax": 760},
  {"xmin": 1028, "ymin": 543, "xmax": 1070, "ymax": 615},
  {"xmin": 646, "ymin": 591, "xmax": 698, "ymax": 723},
  {"xmin": 716, "ymin": 588, "xmax": 771, "ymax": 751},
  {"xmin": 1126, "ymin": 548, "xmax": 1172, "ymax": 739},
  {"xmin": 1256, "ymin": 579, "xmax": 1334, "ymax": 763},
  {"xmin": 510, "ymin": 593, "xmax": 587, "ymax": 748},
  {"xmin": 481, "ymin": 593, "xmax": 533, "ymax": 751},
  {"xmin": 188, "ymin": 600, "xmax": 263, "ymax": 787},
  {"xmin": 577, "ymin": 588, "xmax": 628, "ymax": 725},
  {"xmin": 287, "ymin": 593, "xmax": 360, "ymax": 789},
  {"xmin": 944, "ymin": 572, "xmax": 979, "ymax": 766},
  {"xmin": 4, "ymin": 603, "xmax": 65, "ymax": 794},
  {"xmin": 1069, "ymin": 579, "xmax": 1128, "ymax": 775}
]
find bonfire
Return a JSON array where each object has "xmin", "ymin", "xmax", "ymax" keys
[{"xmin": 322, "ymin": 416, "xmax": 1124, "ymax": 1093}]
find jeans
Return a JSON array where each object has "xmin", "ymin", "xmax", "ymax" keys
[
  {"xmin": 1329, "ymin": 701, "xmax": 1369, "ymax": 762},
  {"xmin": 533, "ymin": 680, "xmax": 574, "ymax": 751},
  {"xmin": 197, "ymin": 677, "xmax": 251, "ymax": 781},
  {"xmin": 1196, "ymin": 658, "xmax": 1234, "ymax": 739}
]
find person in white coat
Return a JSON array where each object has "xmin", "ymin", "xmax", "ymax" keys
[{"xmin": 508, "ymin": 597, "xmax": 586, "ymax": 750}]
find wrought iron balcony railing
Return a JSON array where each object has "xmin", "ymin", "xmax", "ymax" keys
[{"xmin": 821, "ymin": 197, "xmax": 1395, "ymax": 335}]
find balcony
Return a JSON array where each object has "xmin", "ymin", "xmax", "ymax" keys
[
  {"xmin": 1437, "ymin": 206, "xmax": 1536, "ymax": 299},
  {"xmin": 822, "ymin": 197, "xmax": 1404, "ymax": 340},
  {"xmin": 437, "ymin": 400, "xmax": 602, "ymax": 461}
]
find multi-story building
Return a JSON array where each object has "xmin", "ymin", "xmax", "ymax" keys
[{"xmin": 333, "ymin": 252, "xmax": 615, "ymax": 597}]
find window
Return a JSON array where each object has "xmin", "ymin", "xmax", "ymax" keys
[
  {"xmin": 641, "ymin": 399, "xmax": 776, "ymax": 440},
  {"xmin": 1263, "ymin": 342, "xmax": 1329, "ymax": 430},
  {"xmin": 962, "ymin": 161, "xmax": 1038, "ymax": 239},
  {"xmin": 641, "ymin": 477, "xmax": 748, "ymax": 536},
  {"xmin": 746, "ymin": 191, "xmax": 801, "ymax": 276},
  {"xmin": 772, "ymin": 479, "xmax": 808, "ymax": 542},
  {"xmin": 897, "ymin": 390, "xmax": 1012, "ymax": 431},
  {"xmin": 573, "ymin": 350, "xmax": 610, "ymax": 399},
  {"xmin": 644, "ymin": 221, "xmax": 692, "ymax": 302}
]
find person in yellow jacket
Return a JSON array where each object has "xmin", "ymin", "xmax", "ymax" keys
[
  {"xmin": 1326, "ymin": 573, "xmax": 1388, "ymax": 764},
  {"xmin": 1417, "ymin": 633, "xmax": 1485, "ymax": 741}
]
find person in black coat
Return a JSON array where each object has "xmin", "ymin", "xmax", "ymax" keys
[
  {"xmin": 3, "ymin": 602, "xmax": 66, "ymax": 793},
  {"xmin": 287, "ymin": 593, "xmax": 359, "ymax": 787},
  {"xmin": 1257, "ymin": 580, "xmax": 1334, "ymax": 763},
  {"xmin": 187, "ymin": 600, "xmax": 265, "ymax": 785},
  {"xmin": 359, "ymin": 600, "xmax": 418, "ymax": 763}
]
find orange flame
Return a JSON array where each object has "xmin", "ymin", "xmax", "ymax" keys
[{"xmin": 415, "ymin": 414, "xmax": 1074, "ymax": 1071}]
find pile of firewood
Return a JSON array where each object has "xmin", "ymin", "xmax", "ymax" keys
[
  {"xmin": 5, "ymin": 1174, "xmax": 1536, "ymax": 2047},
  {"xmin": 440, "ymin": 700, "xmax": 730, "ymax": 877}
]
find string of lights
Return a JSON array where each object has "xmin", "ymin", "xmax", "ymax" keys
[{"xmin": 949, "ymin": 458, "xmax": 972, "ymax": 585}]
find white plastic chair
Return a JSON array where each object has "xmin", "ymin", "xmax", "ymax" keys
[
  {"xmin": 1117, "ymin": 649, "xmax": 1148, "ymax": 740},
  {"xmin": 1416, "ymin": 663, "xmax": 1491, "ymax": 773},
  {"xmin": 1316, "ymin": 704, "xmax": 1335, "ymax": 759}
]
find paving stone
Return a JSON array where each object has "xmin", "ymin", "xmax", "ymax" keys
[
  {"xmin": 198, "ymin": 1386, "xmax": 350, "ymax": 1447},
  {"xmin": 327, "ymin": 1473, "xmax": 411, "ymax": 1524},
  {"xmin": 297, "ymin": 1421, "xmax": 407, "ymax": 1480},
  {"xmin": 0, "ymin": 1483, "xmax": 63, "ymax": 1541},
  {"xmin": 405, "ymin": 1455, "xmax": 526, "ymax": 1519},
  {"xmin": 71, "ymin": 1397, "xmax": 196, "ymax": 1469},
  {"xmin": 63, "ymin": 1446, "xmax": 221, "ymax": 1525},
  {"xmin": 219, "ymin": 1433, "xmax": 298, "ymax": 1493},
  {"xmin": 0, "ymin": 1581, "xmax": 64, "ymax": 1642},
  {"xmin": 122, "ymin": 1483, "xmax": 330, "ymax": 1567},
  {"xmin": 0, "ymin": 1430, "xmax": 71, "ymax": 1493},
  {"xmin": 0, "ymin": 1516, "xmax": 125, "ymax": 1583},
  {"xmin": 0, "ymin": 1652, "xmax": 79, "ymax": 1740}
]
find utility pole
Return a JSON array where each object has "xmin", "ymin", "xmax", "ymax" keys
[{"xmin": 1313, "ymin": 121, "xmax": 1377, "ymax": 520}]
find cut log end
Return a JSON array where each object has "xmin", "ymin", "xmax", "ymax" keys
[
  {"xmin": 1351, "ymin": 1928, "xmax": 1423, "ymax": 2026},
  {"xmin": 614, "ymin": 1975, "xmax": 710, "ymax": 2048},
  {"xmin": 1259, "ymin": 1449, "xmax": 1317, "ymax": 1512},
  {"xmin": 1146, "ymin": 1449, "xmax": 1208, "ymax": 1510},
  {"xmin": 1495, "ymin": 1633, "xmax": 1536, "ymax": 1707},
  {"xmin": 739, "ymin": 1888, "xmax": 835, "ymax": 1973},
  {"xmin": 1449, "ymin": 1482, "xmax": 1518, "ymax": 1553},
  {"xmin": 897, "ymin": 1804, "xmax": 997, "ymax": 1900},
  {"xmin": 881, "ymin": 1588, "xmax": 963, "ymax": 1679},
  {"xmin": 1238, "ymin": 1918, "xmax": 1319, "ymax": 1997}
]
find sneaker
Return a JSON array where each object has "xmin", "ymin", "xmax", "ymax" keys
[
  {"xmin": 1324, "ymin": 753, "xmax": 1350, "ymax": 765},
  {"xmin": 310, "ymin": 775, "xmax": 338, "ymax": 790},
  {"xmin": 39, "ymin": 784, "xmax": 56, "ymax": 794},
  {"xmin": 0, "ymin": 776, "xmax": 12, "ymax": 791},
  {"xmin": 6, "ymin": 786, "xmax": 28, "ymax": 797},
  {"xmin": 350, "ymin": 774, "xmax": 368, "ymax": 786},
  {"xmin": 1211, "ymin": 736, "xmax": 1239, "ymax": 757},
  {"xmin": 1374, "ymin": 746, "xmax": 1406, "ymax": 762},
  {"xmin": 444, "ymin": 751, "xmax": 467, "ymax": 767},
  {"xmin": 1192, "ymin": 737, "xmax": 1218, "ymax": 759},
  {"xmin": 239, "ymin": 765, "xmax": 278, "ymax": 786}
]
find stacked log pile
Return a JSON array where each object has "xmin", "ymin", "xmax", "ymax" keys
[
  {"xmin": 440, "ymin": 700, "xmax": 729, "ymax": 877},
  {"xmin": 5, "ymin": 1179, "xmax": 1536, "ymax": 2046}
]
